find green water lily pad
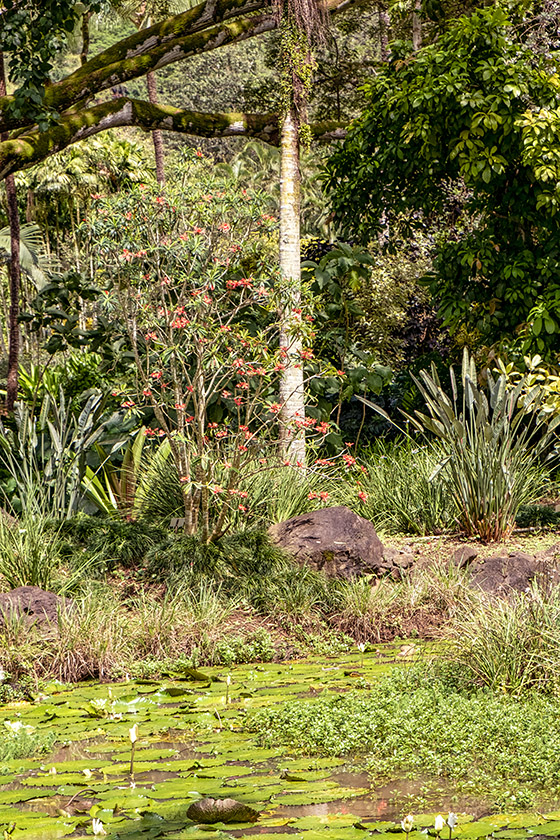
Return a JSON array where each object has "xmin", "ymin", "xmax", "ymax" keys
[
  {"xmin": 291, "ymin": 814, "xmax": 368, "ymax": 829},
  {"xmin": 11, "ymin": 819, "xmax": 79, "ymax": 839},
  {"xmin": 497, "ymin": 816, "xmax": 547, "ymax": 829},
  {"xmin": 0, "ymin": 788, "xmax": 58, "ymax": 804},
  {"xmin": 272, "ymin": 786, "xmax": 367, "ymax": 806}
]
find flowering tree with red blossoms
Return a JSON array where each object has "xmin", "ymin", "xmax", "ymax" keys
[{"xmin": 82, "ymin": 153, "xmax": 338, "ymax": 540}]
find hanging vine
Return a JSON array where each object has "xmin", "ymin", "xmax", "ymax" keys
[{"xmin": 274, "ymin": 0, "xmax": 328, "ymax": 147}]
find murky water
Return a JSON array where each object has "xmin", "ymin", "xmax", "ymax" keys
[{"xmin": 0, "ymin": 648, "xmax": 557, "ymax": 838}]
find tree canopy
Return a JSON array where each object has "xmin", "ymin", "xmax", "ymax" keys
[
  {"xmin": 0, "ymin": 0, "xmax": 352, "ymax": 181},
  {"xmin": 324, "ymin": 4, "xmax": 560, "ymax": 357}
]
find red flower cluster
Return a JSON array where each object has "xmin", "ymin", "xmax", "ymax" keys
[
  {"xmin": 171, "ymin": 316, "xmax": 190, "ymax": 329},
  {"xmin": 226, "ymin": 278, "xmax": 253, "ymax": 290}
]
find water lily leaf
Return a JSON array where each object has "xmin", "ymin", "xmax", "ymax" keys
[
  {"xmin": 235, "ymin": 834, "xmax": 301, "ymax": 840},
  {"xmin": 11, "ymin": 818, "xmax": 79, "ymax": 839},
  {"xmin": 182, "ymin": 668, "xmax": 216, "ymax": 682},
  {"xmin": 110, "ymin": 748, "xmax": 178, "ymax": 762},
  {"xmin": 186, "ymin": 765, "xmax": 256, "ymax": 780},
  {"xmin": 169, "ymin": 830, "xmax": 235, "ymax": 839},
  {"xmin": 531, "ymin": 823, "xmax": 560, "ymax": 838},
  {"xmin": 25, "ymin": 774, "xmax": 95, "ymax": 787},
  {"xmin": 0, "ymin": 788, "xmax": 58, "ymax": 804},
  {"xmin": 498, "ymin": 816, "xmax": 547, "ymax": 829},
  {"xmin": 290, "ymin": 814, "xmax": 367, "ymax": 829}
]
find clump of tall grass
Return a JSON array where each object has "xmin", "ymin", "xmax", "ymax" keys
[
  {"xmin": 0, "ymin": 510, "xmax": 61, "ymax": 591},
  {"xmin": 336, "ymin": 438, "xmax": 456, "ymax": 535},
  {"xmin": 449, "ymin": 583, "xmax": 560, "ymax": 695},
  {"xmin": 332, "ymin": 560, "xmax": 476, "ymax": 642},
  {"xmin": 47, "ymin": 590, "xmax": 129, "ymax": 682},
  {"xmin": 238, "ymin": 465, "xmax": 329, "ymax": 525}
]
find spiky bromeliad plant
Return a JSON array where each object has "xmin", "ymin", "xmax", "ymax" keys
[
  {"xmin": 413, "ymin": 350, "xmax": 558, "ymax": 541},
  {"xmin": 362, "ymin": 350, "xmax": 559, "ymax": 541}
]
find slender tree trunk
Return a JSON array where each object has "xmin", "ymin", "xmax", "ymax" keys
[
  {"xmin": 81, "ymin": 11, "xmax": 91, "ymax": 66},
  {"xmin": 378, "ymin": 1, "xmax": 390, "ymax": 61},
  {"xmin": 377, "ymin": 2, "xmax": 391, "ymax": 245},
  {"xmin": 0, "ymin": 272, "xmax": 8, "ymax": 355},
  {"xmin": 146, "ymin": 71, "xmax": 166, "ymax": 186},
  {"xmin": 0, "ymin": 53, "xmax": 21, "ymax": 411},
  {"xmin": 278, "ymin": 107, "xmax": 306, "ymax": 466},
  {"xmin": 412, "ymin": 0, "xmax": 422, "ymax": 52}
]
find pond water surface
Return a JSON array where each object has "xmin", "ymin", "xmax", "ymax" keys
[{"xmin": 1, "ymin": 645, "xmax": 560, "ymax": 839}]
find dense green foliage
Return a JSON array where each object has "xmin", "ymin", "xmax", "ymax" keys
[
  {"xmin": 325, "ymin": 6, "xmax": 560, "ymax": 357},
  {"xmin": 249, "ymin": 664, "xmax": 560, "ymax": 803},
  {"xmin": 0, "ymin": 0, "xmax": 100, "ymax": 128}
]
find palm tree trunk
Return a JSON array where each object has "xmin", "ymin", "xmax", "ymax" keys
[
  {"xmin": 278, "ymin": 107, "xmax": 306, "ymax": 466},
  {"xmin": 0, "ymin": 53, "xmax": 21, "ymax": 411},
  {"xmin": 146, "ymin": 71, "xmax": 166, "ymax": 186}
]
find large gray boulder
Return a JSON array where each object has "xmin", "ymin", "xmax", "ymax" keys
[
  {"xmin": 470, "ymin": 550, "xmax": 560, "ymax": 596},
  {"xmin": 0, "ymin": 586, "xmax": 71, "ymax": 627},
  {"xmin": 269, "ymin": 506, "xmax": 390, "ymax": 579}
]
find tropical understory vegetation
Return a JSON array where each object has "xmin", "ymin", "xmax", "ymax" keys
[{"xmin": 4, "ymin": 0, "xmax": 560, "ymax": 836}]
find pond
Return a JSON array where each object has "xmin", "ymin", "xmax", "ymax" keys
[{"xmin": 2, "ymin": 644, "xmax": 560, "ymax": 839}]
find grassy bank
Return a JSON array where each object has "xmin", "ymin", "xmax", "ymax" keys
[{"xmin": 2, "ymin": 516, "xmax": 560, "ymax": 688}]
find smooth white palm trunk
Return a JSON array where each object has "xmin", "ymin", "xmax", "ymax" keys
[{"xmin": 278, "ymin": 108, "xmax": 306, "ymax": 466}]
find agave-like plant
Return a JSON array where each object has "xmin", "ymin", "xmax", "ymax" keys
[
  {"xmin": 82, "ymin": 428, "xmax": 151, "ymax": 519},
  {"xmin": 0, "ymin": 390, "xmax": 107, "ymax": 519},
  {"xmin": 361, "ymin": 349, "xmax": 559, "ymax": 541}
]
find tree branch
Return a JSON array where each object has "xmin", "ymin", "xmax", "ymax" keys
[
  {"xmin": 0, "ymin": 0, "xmax": 267, "ymax": 134},
  {"xmin": 0, "ymin": 98, "xmax": 345, "ymax": 180},
  {"xmin": 0, "ymin": 0, "xmax": 360, "ymax": 135}
]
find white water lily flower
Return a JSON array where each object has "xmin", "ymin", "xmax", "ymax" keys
[
  {"xmin": 402, "ymin": 815, "xmax": 414, "ymax": 833},
  {"xmin": 129, "ymin": 724, "xmax": 138, "ymax": 744},
  {"xmin": 48, "ymin": 766, "xmax": 57, "ymax": 775},
  {"xmin": 434, "ymin": 815, "xmax": 445, "ymax": 833},
  {"xmin": 4, "ymin": 720, "xmax": 33, "ymax": 735},
  {"xmin": 447, "ymin": 814, "xmax": 458, "ymax": 830},
  {"xmin": 226, "ymin": 674, "xmax": 231, "ymax": 686},
  {"xmin": 82, "ymin": 769, "xmax": 93, "ymax": 779},
  {"xmin": 357, "ymin": 643, "xmax": 366, "ymax": 653},
  {"xmin": 92, "ymin": 818, "xmax": 107, "ymax": 836}
]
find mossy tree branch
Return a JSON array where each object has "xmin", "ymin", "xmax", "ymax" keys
[
  {"xmin": 0, "ymin": 97, "xmax": 345, "ymax": 179},
  {"xmin": 0, "ymin": 0, "xmax": 359, "ymax": 136}
]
